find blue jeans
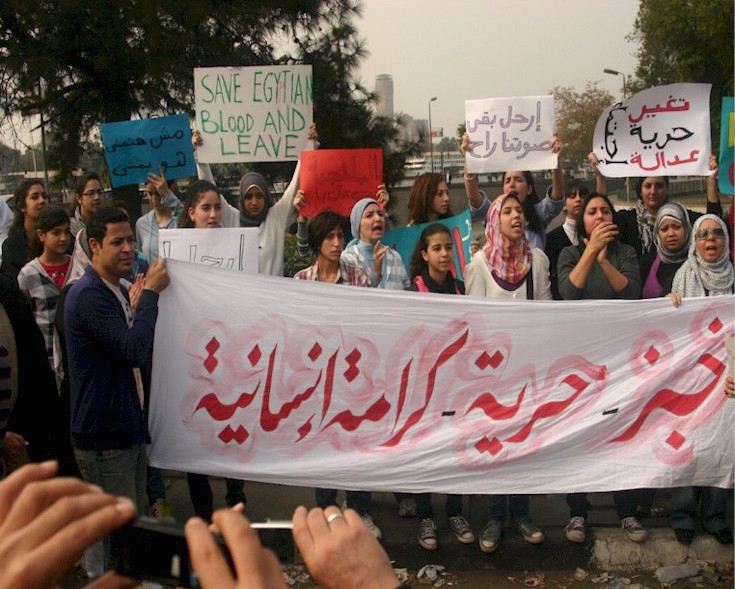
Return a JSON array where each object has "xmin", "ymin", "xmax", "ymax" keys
[
  {"xmin": 671, "ymin": 486, "xmax": 728, "ymax": 533},
  {"xmin": 74, "ymin": 444, "xmax": 147, "ymax": 573}
]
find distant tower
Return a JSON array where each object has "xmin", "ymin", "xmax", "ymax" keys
[{"xmin": 375, "ymin": 74, "xmax": 394, "ymax": 119}]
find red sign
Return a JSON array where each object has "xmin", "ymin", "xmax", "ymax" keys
[{"xmin": 299, "ymin": 149, "xmax": 383, "ymax": 217}]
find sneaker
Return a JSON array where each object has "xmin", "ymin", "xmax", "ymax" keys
[
  {"xmin": 621, "ymin": 517, "xmax": 648, "ymax": 542},
  {"xmin": 478, "ymin": 520, "xmax": 503, "ymax": 553},
  {"xmin": 674, "ymin": 528, "xmax": 695, "ymax": 545},
  {"xmin": 712, "ymin": 527, "xmax": 733, "ymax": 545},
  {"xmin": 565, "ymin": 516, "xmax": 586, "ymax": 544},
  {"xmin": 361, "ymin": 514, "xmax": 382, "ymax": 540},
  {"xmin": 448, "ymin": 515, "xmax": 475, "ymax": 544},
  {"xmin": 151, "ymin": 498, "xmax": 175, "ymax": 522},
  {"xmin": 417, "ymin": 518, "xmax": 437, "ymax": 550},
  {"xmin": 516, "ymin": 516, "xmax": 545, "ymax": 544},
  {"xmin": 397, "ymin": 497, "xmax": 417, "ymax": 518}
]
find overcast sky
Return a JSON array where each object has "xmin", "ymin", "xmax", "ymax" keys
[{"xmin": 355, "ymin": 0, "xmax": 641, "ymax": 138}]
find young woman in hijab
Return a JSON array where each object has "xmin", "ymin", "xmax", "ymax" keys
[
  {"xmin": 464, "ymin": 194, "xmax": 551, "ymax": 554},
  {"xmin": 193, "ymin": 127, "xmax": 314, "ymax": 276},
  {"xmin": 341, "ymin": 198, "xmax": 410, "ymax": 290},
  {"xmin": 666, "ymin": 213, "xmax": 734, "ymax": 546},
  {"xmin": 640, "ymin": 202, "xmax": 692, "ymax": 299},
  {"xmin": 557, "ymin": 192, "xmax": 646, "ymax": 544}
]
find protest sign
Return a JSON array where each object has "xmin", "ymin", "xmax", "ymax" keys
[
  {"xmin": 150, "ymin": 260, "xmax": 734, "ymax": 494},
  {"xmin": 100, "ymin": 114, "xmax": 195, "ymax": 188},
  {"xmin": 718, "ymin": 97, "xmax": 734, "ymax": 195},
  {"xmin": 381, "ymin": 209, "xmax": 472, "ymax": 280},
  {"xmin": 299, "ymin": 149, "xmax": 383, "ymax": 217},
  {"xmin": 194, "ymin": 65, "xmax": 313, "ymax": 164},
  {"xmin": 159, "ymin": 227, "xmax": 259, "ymax": 274},
  {"xmin": 464, "ymin": 96, "xmax": 556, "ymax": 173},
  {"xmin": 593, "ymin": 83, "xmax": 712, "ymax": 178}
]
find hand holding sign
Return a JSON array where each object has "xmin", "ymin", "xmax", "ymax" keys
[{"xmin": 299, "ymin": 149, "xmax": 384, "ymax": 217}]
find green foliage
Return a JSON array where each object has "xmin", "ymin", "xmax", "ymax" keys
[
  {"xmin": 551, "ymin": 82, "xmax": 615, "ymax": 168},
  {"xmin": 630, "ymin": 0, "xmax": 734, "ymax": 143},
  {"xmin": 0, "ymin": 0, "xmax": 324, "ymax": 181}
]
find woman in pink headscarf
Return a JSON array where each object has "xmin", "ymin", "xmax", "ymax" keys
[{"xmin": 463, "ymin": 193, "xmax": 551, "ymax": 554}]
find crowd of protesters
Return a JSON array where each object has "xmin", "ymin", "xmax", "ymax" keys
[{"xmin": 0, "ymin": 120, "xmax": 733, "ymax": 587}]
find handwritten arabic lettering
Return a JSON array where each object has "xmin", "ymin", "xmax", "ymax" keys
[
  {"xmin": 181, "ymin": 310, "xmax": 726, "ymax": 467},
  {"xmin": 628, "ymin": 96, "xmax": 691, "ymax": 124}
]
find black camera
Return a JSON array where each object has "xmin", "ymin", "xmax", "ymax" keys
[{"xmin": 111, "ymin": 517, "xmax": 295, "ymax": 588}]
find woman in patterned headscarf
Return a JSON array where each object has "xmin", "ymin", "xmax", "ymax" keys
[{"xmin": 464, "ymin": 193, "xmax": 551, "ymax": 554}]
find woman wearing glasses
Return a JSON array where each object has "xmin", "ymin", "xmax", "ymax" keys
[
  {"xmin": 1, "ymin": 179, "xmax": 49, "ymax": 282},
  {"xmin": 666, "ymin": 213, "xmax": 734, "ymax": 546},
  {"xmin": 69, "ymin": 172, "xmax": 105, "ymax": 237}
]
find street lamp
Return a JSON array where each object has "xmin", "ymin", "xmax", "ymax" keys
[
  {"xmin": 603, "ymin": 68, "xmax": 630, "ymax": 202},
  {"xmin": 603, "ymin": 68, "xmax": 628, "ymax": 98},
  {"xmin": 428, "ymin": 97, "xmax": 437, "ymax": 173}
]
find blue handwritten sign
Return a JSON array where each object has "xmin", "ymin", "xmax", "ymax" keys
[
  {"xmin": 381, "ymin": 209, "xmax": 473, "ymax": 280},
  {"xmin": 100, "ymin": 114, "xmax": 196, "ymax": 187},
  {"xmin": 719, "ymin": 97, "xmax": 734, "ymax": 195}
]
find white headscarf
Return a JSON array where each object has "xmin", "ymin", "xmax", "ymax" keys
[{"xmin": 671, "ymin": 214, "xmax": 734, "ymax": 297}]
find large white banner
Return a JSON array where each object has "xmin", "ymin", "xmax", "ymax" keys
[
  {"xmin": 464, "ymin": 95, "xmax": 556, "ymax": 173},
  {"xmin": 593, "ymin": 83, "xmax": 712, "ymax": 178},
  {"xmin": 149, "ymin": 261, "xmax": 734, "ymax": 494},
  {"xmin": 194, "ymin": 65, "xmax": 313, "ymax": 163},
  {"xmin": 159, "ymin": 228, "xmax": 259, "ymax": 274}
]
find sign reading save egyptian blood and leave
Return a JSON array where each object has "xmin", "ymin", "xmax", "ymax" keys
[
  {"xmin": 149, "ymin": 261, "xmax": 734, "ymax": 494},
  {"xmin": 299, "ymin": 149, "xmax": 383, "ymax": 217},
  {"xmin": 194, "ymin": 65, "xmax": 313, "ymax": 163},
  {"xmin": 593, "ymin": 83, "xmax": 712, "ymax": 178}
]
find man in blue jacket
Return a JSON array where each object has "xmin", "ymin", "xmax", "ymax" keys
[{"xmin": 65, "ymin": 207, "xmax": 169, "ymax": 515}]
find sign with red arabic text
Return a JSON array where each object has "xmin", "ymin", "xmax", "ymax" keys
[
  {"xmin": 593, "ymin": 83, "xmax": 711, "ymax": 178},
  {"xmin": 149, "ymin": 261, "xmax": 734, "ymax": 494}
]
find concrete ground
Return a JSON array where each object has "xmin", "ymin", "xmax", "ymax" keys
[{"xmin": 154, "ymin": 473, "xmax": 734, "ymax": 574}]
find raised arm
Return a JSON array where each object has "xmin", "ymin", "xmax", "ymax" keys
[
  {"xmin": 588, "ymin": 152, "xmax": 607, "ymax": 194},
  {"xmin": 461, "ymin": 132, "xmax": 485, "ymax": 208},
  {"xmin": 549, "ymin": 135, "xmax": 564, "ymax": 200},
  {"xmin": 706, "ymin": 154, "xmax": 723, "ymax": 217}
]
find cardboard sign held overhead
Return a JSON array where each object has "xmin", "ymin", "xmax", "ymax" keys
[
  {"xmin": 194, "ymin": 65, "xmax": 313, "ymax": 163},
  {"xmin": 299, "ymin": 149, "xmax": 383, "ymax": 217}
]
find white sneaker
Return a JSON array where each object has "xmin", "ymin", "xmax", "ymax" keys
[
  {"xmin": 565, "ymin": 516, "xmax": 586, "ymax": 543},
  {"xmin": 361, "ymin": 514, "xmax": 382, "ymax": 540},
  {"xmin": 621, "ymin": 517, "xmax": 648, "ymax": 542},
  {"xmin": 417, "ymin": 518, "xmax": 437, "ymax": 550}
]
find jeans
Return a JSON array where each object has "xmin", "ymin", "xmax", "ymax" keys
[
  {"xmin": 315, "ymin": 489, "xmax": 371, "ymax": 515},
  {"xmin": 671, "ymin": 486, "xmax": 729, "ymax": 533},
  {"xmin": 146, "ymin": 466, "xmax": 167, "ymax": 504},
  {"xmin": 187, "ymin": 474, "xmax": 246, "ymax": 521},
  {"xmin": 487, "ymin": 494, "xmax": 529, "ymax": 522},
  {"xmin": 74, "ymin": 443, "xmax": 147, "ymax": 573},
  {"xmin": 566, "ymin": 493, "xmax": 591, "ymax": 518},
  {"xmin": 415, "ymin": 493, "xmax": 463, "ymax": 519}
]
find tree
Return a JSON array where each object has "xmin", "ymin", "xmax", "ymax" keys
[
  {"xmin": 289, "ymin": 0, "xmax": 421, "ymax": 189},
  {"xmin": 629, "ymin": 0, "xmax": 734, "ymax": 144},
  {"xmin": 551, "ymin": 82, "xmax": 615, "ymax": 169},
  {"xmin": 0, "ymin": 0, "xmax": 326, "ymax": 214}
]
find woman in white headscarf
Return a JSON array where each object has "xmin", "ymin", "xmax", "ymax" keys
[{"xmin": 666, "ymin": 213, "xmax": 734, "ymax": 546}]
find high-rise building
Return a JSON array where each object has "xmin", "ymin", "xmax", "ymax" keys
[{"xmin": 375, "ymin": 74, "xmax": 394, "ymax": 119}]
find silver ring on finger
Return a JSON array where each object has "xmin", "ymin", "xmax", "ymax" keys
[{"xmin": 326, "ymin": 512, "xmax": 344, "ymax": 524}]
